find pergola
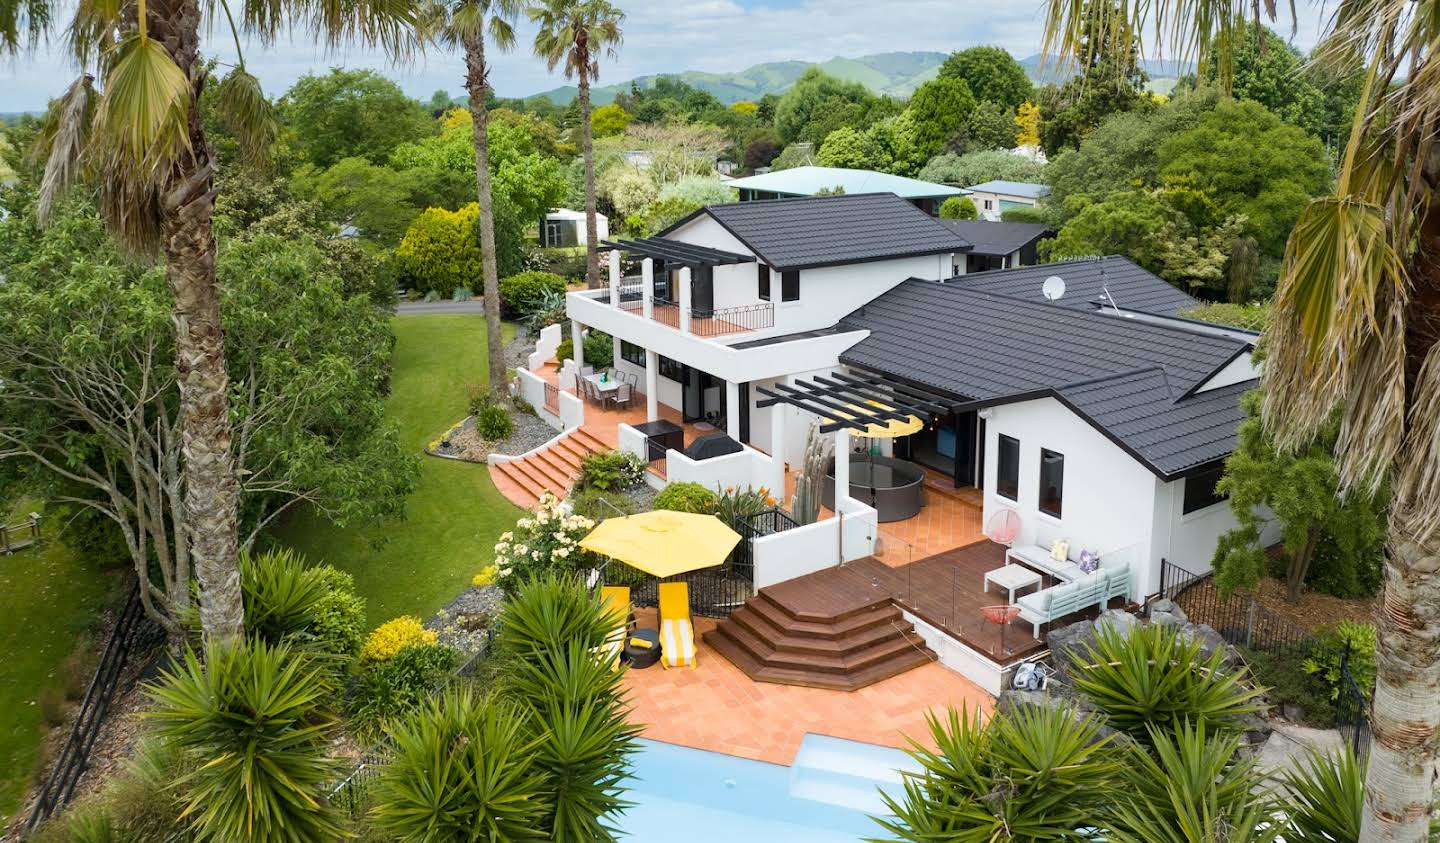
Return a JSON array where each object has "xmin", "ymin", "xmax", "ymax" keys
[
  {"xmin": 602, "ymin": 237, "xmax": 755, "ymax": 269},
  {"xmin": 754, "ymin": 372, "xmax": 960, "ymax": 505}
]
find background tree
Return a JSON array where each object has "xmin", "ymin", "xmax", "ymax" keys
[
  {"xmin": 1197, "ymin": 23, "xmax": 1327, "ymax": 138},
  {"xmin": 1015, "ymin": 100, "xmax": 1041, "ymax": 147},
  {"xmin": 918, "ymin": 148, "xmax": 1046, "ymax": 186},
  {"xmin": 1042, "ymin": 1, "xmax": 1440, "ymax": 834},
  {"xmin": 956, "ymin": 100, "xmax": 1018, "ymax": 152},
  {"xmin": 773, "ymin": 68, "xmax": 873, "ymax": 146},
  {"xmin": 590, "ymin": 102, "xmax": 630, "ymax": 137},
  {"xmin": 292, "ymin": 156, "xmax": 418, "ymax": 245},
  {"xmin": 816, "ymin": 125, "xmax": 890, "ymax": 170},
  {"xmin": 395, "ymin": 205, "xmax": 485, "ymax": 296},
  {"xmin": 938, "ymin": 45, "xmax": 1034, "ymax": 110},
  {"xmin": 281, "ymin": 69, "xmax": 434, "ymax": 169},
  {"xmin": 422, "ymin": 0, "xmax": 523, "ymax": 395},
  {"xmin": 530, "ymin": 0, "xmax": 625, "ymax": 288},
  {"xmin": 0, "ymin": 198, "xmax": 415, "ymax": 636},
  {"xmin": 1212, "ymin": 391, "xmax": 1387, "ymax": 603},
  {"xmin": 21, "ymin": 0, "xmax": 412, "ymax": 643},
  {"xmin": 899, "ymin": 76, "xmax": 976, "ymax": 164}
]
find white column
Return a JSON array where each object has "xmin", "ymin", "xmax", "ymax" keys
[
  {"xmin": 835, "ymin": 429, "xmax": 851, "ymax": 505},
  {"xmin": 678, "ymin": 266, "xmax": 693, "ymax": 334},
  {"xmin": 725, "ymin": 380, "xmax": 741, "ymax": 440},
  {"xmin": 641, "ymin": 258, "xmax": 654, "ymax": 321},
  {"xmin": 570, "ymin": 319, "xmax": 584, "ymax": 372},
  {"xmin": 608, "ymin": 249, "xmax": 621, "ymax": 306},
  {"xmin": 644, "ymin": 350, "xmax": 659, "ymax": 421},
  {"xmin": 768, "ymin": 401, "xmax": 786, "ymax": 502}
]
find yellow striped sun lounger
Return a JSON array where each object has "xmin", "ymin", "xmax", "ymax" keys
[{"xmin": 658, "ymin": 582, "xmax": 696, "ymax": 669}]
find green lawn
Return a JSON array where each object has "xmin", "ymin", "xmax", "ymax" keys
[
  {"xmin": 0, "ymin": 505, "xmax": 112, "ymax": 824},
  {"xmin": 275, "ymin": 314, "xmax": 523, "ymax": 627}
]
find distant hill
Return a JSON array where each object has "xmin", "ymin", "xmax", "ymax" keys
[{"xmin": 518, "ymin": 50, "xmax": 1189, "ymax": 106}]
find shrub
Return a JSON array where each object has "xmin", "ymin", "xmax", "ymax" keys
[
  {"xmin": 1239, "ymin": 644, "xmax": 1335, "ymax": 725},
  {"xmin": 554, "ymin": 337, "xmax": 573, "ymax": 364},
  {"xmin": 1106, "ymin": 720, "xmax": 1281, "ymax": 843},
  {"xmin": 875, "ymin": 703, "xmax": 1119, "ymax": 841},
  {"xmin": 478, "ymin": 404, "xmax": 514, "ymax": 441},
  {"xmin": 348, "ymin": 642, "xmax": 458, "ymax": 740},
  {"xmin": 576, "ymin": 450, "xmax": 646, "ymax": 492},
  {"xmin": 242, "ymin": 548, "xmax": 367, "ymax": 662},
  {"xmin": 1279, "ymin": 744, "xmax": 1366, "ymax": 843},
  {"xmin": 492, "ymin": 493, "xmax": 596, "ymax": 592},
  {"xmin": 1303, "ymin": 620, "xmax": 1376, "ymax": 702},
  {"xmin": 394, "ymin": 204, "xmax": 482, "ymax": 296},
  {"xmin": 473, "ymin": 564, "xmax": 500, "ymax": 588},
  {"xmin": 451, "ymin": 285, "xmax": 474, "ymax": 301},
  {"xmin": 371, "ymin": 689, "xmax": 549, "ymax": 840},
  {"xmin": 522, "ymin": 287, "xmax": 569, "ymax": 332},
  {"xmin": 144, "ymin": 641, "xmax": 345, "ymax": 842},
  {"xmin": 939, "ymin": 196, "xmax": 978, "ymax": 219},
  {"xmin": 499, "ymin": 271, "xmax": 567, "ymax": 318},
  {"xmin": 653, "ymin": 481, "xmax": 718, "ymax": 514},
  {"xmin": 1069, "ymin": 623, "xmax": 1266, "ymax": 743},
  {"xmin": 361, "ymin": 616, "xmax": 438, "ymax": 664},
  {"xmin": 568, "ymin": 488, "xmax": 635, "ymax": 520},
  {"xmin": 1000, "ymin": 205, "xmax": 1048, "ymax": 224},
  {"xmin": 715, "ymin": 485, "xmax": 775, "ymax": 528},
  {"xmin": 551, "ymin": 333, "xmax": 615, "ymax": 368}
]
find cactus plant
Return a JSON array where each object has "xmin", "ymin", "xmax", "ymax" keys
[{"xmin": 790, "ymin": 422, "xmax": 834, "ymax": 525}]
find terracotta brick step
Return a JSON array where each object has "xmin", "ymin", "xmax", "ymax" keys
[
  {"xmin": 493, "ymin": 462, "xmax": 544, "ymax": 505},
  {"xmin": 508, "ymin": 458, "xmax": 567, "ymax": 498},
  {"xmin": 532, "ymin": 449, "xmax": 580, "ymax": 485},
  {"xmin": 569, "ymin": 429, "xmax": 610, "ymax": 453}
]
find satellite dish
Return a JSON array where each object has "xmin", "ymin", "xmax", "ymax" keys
[{"xmin": 1042, "ymin": 275, "xmax": 1067, "ymax": 302}]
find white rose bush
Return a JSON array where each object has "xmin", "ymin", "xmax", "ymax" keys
[{"xmin": 492, "ymin": 492, "xmax": 597, "ymax": 594}]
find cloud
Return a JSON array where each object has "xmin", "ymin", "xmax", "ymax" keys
[{"xmin": 0, "ymin": 0, "xmax": 1327, "ymax": 112}]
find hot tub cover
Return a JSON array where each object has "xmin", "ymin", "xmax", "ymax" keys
[{"xmin": 685, "ymin": 433, "xmax": 744, "ymax": 461}]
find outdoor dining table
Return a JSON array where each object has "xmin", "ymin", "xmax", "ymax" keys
[{"xmin": 583, "ymin": 372, "xmax": 622, "ymax": 395}]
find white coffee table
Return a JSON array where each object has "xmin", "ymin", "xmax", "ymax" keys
[{"xmin": 983, "ymin": 564, "xmax": 1043, "ymax": 603}]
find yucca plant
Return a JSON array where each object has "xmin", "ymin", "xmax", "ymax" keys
[
  {"xmin": 497, "ymin": 573, "xmax": 613, "ymax": 656},
  {"xmin": 143, "ymin": 640, "xmax": 345, "ymax": 842},
  {"xmin": 370, "ymin": 688, "xmax": 550, "ymax": 841},
  {"xmin": 507, "ymin": 642, "xmax": 641, "ymax": 842},
  {"xmin": 1279, "ymin": 743, "xmax": 1365, "ymax": 843},
  {"xmin": 871, "ymin": 702, "xmax": 1121, "ymax": 842},
  {"xmin": 1106, "ymin": 721, "xmax": 1282, "ymax": 843},
  {"xmin": 241, "ymin": 548, "xmax": 367, "ymax": 661},
  {"xmin": 1068, "ymin": 623, "xmax": 1265, "ymax": 744}
]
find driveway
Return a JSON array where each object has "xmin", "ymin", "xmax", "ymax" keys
[{"xmin": 395, "ymin": 300, "xmax": 486, "ymax": 315}]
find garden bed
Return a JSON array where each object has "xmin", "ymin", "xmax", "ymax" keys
[
  {"xmin": 425, "ymin": 411, "xmax": 556, "ymax": 463},
  {"xmin": 1176, "ymin": 576, "xmax": 1377, "ymax": 633}
]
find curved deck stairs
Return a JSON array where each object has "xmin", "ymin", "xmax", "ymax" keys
[
  {"xmin": 704, "ymin": 576, "xmax": 935, "ymax": 691},
  {"xmin": 489, "ymin": 428, "xmax": 610, "ymax": 510}
]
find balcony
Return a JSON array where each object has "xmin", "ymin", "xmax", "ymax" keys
[{"xmin": 604, "ymin": 279, "xmax": 775, "ymax": 338}]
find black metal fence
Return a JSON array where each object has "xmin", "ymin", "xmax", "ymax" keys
[
  {"xmin": 1336, "ymin": 643, "xmax": 1373, "ymax": 761},
  {"xmin": 25, "ymin": 582, "xmax": 164, "ymax": 834},
  {"xmin": 1157, "ymin": 558, "xmax": 1313, "ymax": 653},
  {"xmin": 734, "ymin": 506, "xmax": 799, "ymax": 583}
]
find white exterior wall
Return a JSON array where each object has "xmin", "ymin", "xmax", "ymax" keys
[
  {"xmin": 782, "ymin": 255, "xmax": 947, "ymax": 333},
  {"xmin": 1196, "ymin": 351, "xmax": 1259, "ymax": 392},
  {"xmin": 1149, "ymin": 476, "xmax": 1283, "ymax": 587},
  {"xmin": 981, "ymin": 397, "xmax": 1159, "ymax": 598}
]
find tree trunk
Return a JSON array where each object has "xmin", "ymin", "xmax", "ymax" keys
[
  {"xmin": 150, "ymin": 0, "xmax": 245, "ymax": 645},
  {"xmin": 1286, "ymin": 522, "xmax": 1320, "ymax": 604},
  {"xmin": 578, "ymin": 59, "xmax": 601, "ymax": 289},
  {"xmin": 465, "ymin": 32, "xmax": 508, "ymax": 396},
  {"xmin": 1359, "ymin": 192, "xmax": 1440, "ymax": 842}
]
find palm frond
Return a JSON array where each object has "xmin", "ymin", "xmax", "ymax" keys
[
  {"xmin": 246, "ymin": 0, "xmax": 419, "ymax": 61},
  {"xmin": 92, "ymin": 32, "xmax": 192, "ymax": 178},
  {"xmin": 214, "ymin": 66, "xmax": 278, "ymax": 170},
  {"xmin": 33, "ymin": 74, "xmax": 96, "ymax": 224},
  {"xmin": 0, "ymin": 0, "xmax": 50, "ymax": 54},
  {"xmin": 65, "ymin": 0, "xmax": 122, "ymax": 66},
  {"xmin": 1394, "ymin": 340, "xmax": 1440, "ymax": 542}
]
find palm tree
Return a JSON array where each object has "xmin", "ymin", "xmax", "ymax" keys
[
  {"xmin": 18, "ymin": 0, "xmax": 412, "ymax": 643},
  {"xmin": 529, "ymin": 0, "xmax": 624, "ymax": 288},
  {"xmin": 1040, "ymin": 3, "xmax": 1440, "ymax": 839},
  {"xmin": 421, "ymin": 0, "xmax": 521, "ymax": 392}
]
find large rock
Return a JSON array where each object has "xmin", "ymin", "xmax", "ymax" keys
[
  {"xmin": 996, "ymin": 687, "xmax": 1137, "ymax": 749},
  {"xmin": 1096, "ymin": 609, "xmax": 1139, "ymax": 638},
  {"xmin": 1148, "ymin": 598, "xmax": 1189, "ymax": 626},
  {"xmin": 1045, "ymin": 619, "xmax": 1097, "ymax": 683}
]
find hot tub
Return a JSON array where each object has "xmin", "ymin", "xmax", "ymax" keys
[{"xmin": 820, "ymin": 455, "xmax": 925, "ymax": 523}]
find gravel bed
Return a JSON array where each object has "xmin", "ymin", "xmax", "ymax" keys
[
  {"xmin": 429, "ymin": 409, "xmax": 558, "ymax": 463},
  {"xmin": 425, "ymin": 585, "xmax": 504, "ymax": 655},
  {"xmin": 621, "ymin": 483, "xmax": 658, "ymax": 512},
  {"xmin": 503, "ymin": 326, "xmax": 532, "ymax": 370}
]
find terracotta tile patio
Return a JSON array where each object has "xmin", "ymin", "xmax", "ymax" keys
[{"xmin": 621, "ymin": 607, "xmax": 993, "ymax": 766}]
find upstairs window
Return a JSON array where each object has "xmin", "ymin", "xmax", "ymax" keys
[
  {"xmin": 781, "ymin": 270, "xmax": 800, "ymax": 302},
  {"xmin": 1182, "ymin": 464, "xmax": 1228, "ymax": 514},
  {"xmin": 1039, "ymin": 448, "xmax": 1064, "ymax": 518},
  {"xmin": 758, "ymin": 264, "xmax": 771, "ymax": 301},
  {"xmin": 997, "ymin": 435, "xmax": 1019, "ymax": 501}
]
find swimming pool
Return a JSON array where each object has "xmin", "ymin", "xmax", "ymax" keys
[{"xmin": 619, "ymin": 734, "xmax": 917, "ymax": 842}]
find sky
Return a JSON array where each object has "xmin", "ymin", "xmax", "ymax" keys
[{"xmin": 0, "ymin": 0, "xmax": 1330, "ymax": 113}]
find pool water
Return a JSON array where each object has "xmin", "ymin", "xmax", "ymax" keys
[{"xmin": 619, "ymin": 735, "xmax": 918, "ymax": 842}]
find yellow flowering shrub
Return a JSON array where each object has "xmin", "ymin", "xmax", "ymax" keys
[
  {"xmin": 472, "ymin": 564, "xmax": 499, "ymax": 588},
  {"xmin": 361, "ymin": 616, "xmax": 437, "ymax": 664}
]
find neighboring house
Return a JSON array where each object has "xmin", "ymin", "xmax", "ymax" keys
[
  {"xmin": 965, "ymin": 180, "xmax": 1051, "ymax": 220},
  {"xmin": 935, "ymin": 220, "xmax": 1054, "ymax": 273},
  {"xmin": 540, "ymin": 208, "xmax": 609, "ymax": 249},
  {"xmin": 560, "ymin": 189, "xmax": 1260, "ymax": 602},
  {"xmin": 726, "ymin": 166, "xmax": 968, "ymax": 216}
]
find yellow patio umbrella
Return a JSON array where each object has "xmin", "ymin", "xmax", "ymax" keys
[{"xmin": 579, "ymin": 510, "xmax": 741, "ymax": 578}]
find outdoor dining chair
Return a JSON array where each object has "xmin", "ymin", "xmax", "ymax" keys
[{"xmin": 614, "ymin": 382, "xmax": 634, "ymax": 409}]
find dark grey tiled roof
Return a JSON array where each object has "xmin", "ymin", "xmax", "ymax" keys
[
  {"xmin": 958, "ymin": 256, "xmax": 1200, "ymax": 317},
  {"xmin": 837, "ymin": 280, "xmax": 1254, "ymax": 476},
  {"xmin": 669, "ymin": 193, "xmax": 972, "ymax": 271},
  {"xmin": 937, "ymin": 220, "xmax": 1053, "ymax": 256}
]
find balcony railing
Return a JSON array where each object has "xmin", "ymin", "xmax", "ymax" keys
[{"xmin": 690, "ymin": 302, "xmax": 775, "ymax": 337}]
